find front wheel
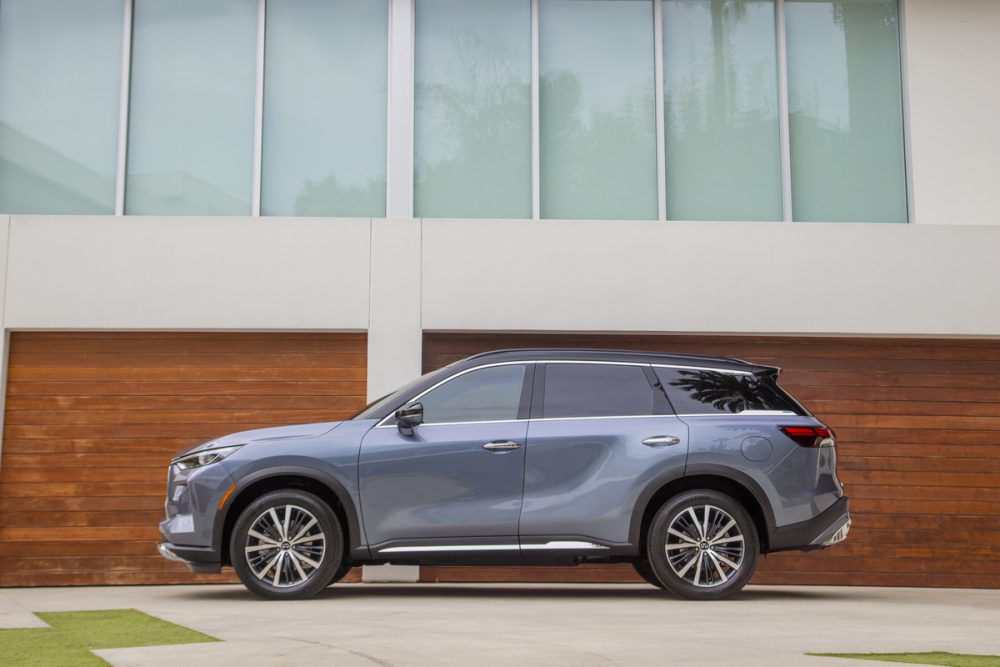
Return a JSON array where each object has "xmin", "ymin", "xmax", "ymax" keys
[
  {"xmin": 231, "ymin": 489, "xmax": 343, "ymax": 600},
  {"xmin": 646, "ymin": 490, "xmax": 759, "ymax": 600}
]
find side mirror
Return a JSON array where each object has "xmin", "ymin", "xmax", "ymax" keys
[{"xmin": 395, "ymin": 402, "xmax": 423, "ymax": 436}]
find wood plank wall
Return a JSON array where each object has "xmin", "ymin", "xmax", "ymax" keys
[
  {"xmin": 0, "ymin": 332, "xmax": 367, "ymax": 587},
  {"xmin": 421, "ymin": 333, "xmax": 1000, "ymax": 589}
]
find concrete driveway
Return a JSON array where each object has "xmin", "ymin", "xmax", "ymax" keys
[{"xmin": 2, "ymin": 583, "xmax": 998, "ymax": 666}]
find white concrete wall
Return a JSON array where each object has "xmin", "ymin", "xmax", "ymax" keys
[
  {"xmin": 421, "ymin": 219, "xmax": 1000, "ymax": 336},
  {"xmin": 904, "ymin": 0, "xmax": 1000, "ymax": 225},
  {"xmin": 4, "ymin": 216, "xmax": 371, "ymax": 330}
]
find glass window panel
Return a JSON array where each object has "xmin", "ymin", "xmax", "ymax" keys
[
  {"xmin": 262, "ymin": 0, "xmax": 387, "ymax": 217},
  {"xmin": 542, "ymin": 364, "xmax": 653, "ymax": 419},
  {"xmin": 0, "ymin": 0, "xmax": 122, "ymax": 214},
  {"xmin": 662, "ymin": 0, "xmax": 781, "ymax": 221},
  {"xmin": 126, "ymin": 0, "xmax": 257, "ymax": 215},
  {"xmin": 539, "ymin": 0, "xmax": 657, "ymax": 220},
  {"xmin": 654, "ymin": 368, "xmax": 805, "ymax": 415},
  {"xmin": 420, "ymin": 365, "xmax": 526, "ymax": 424},
  {"xmin": 414, "ymin": 0, "xmax": 531, "ymax": 218},
  {"xmin": 786, "ymin": 0, "xmax": 907, "ymax": 222}
]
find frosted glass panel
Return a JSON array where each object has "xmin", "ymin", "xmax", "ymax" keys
[
  {"xmin": 540, "ymin": 0, "xmax": 657, "ymax": 220},
  {"xmin": 786, "ymin": 0, "xmax": 906, "ymax": 222},
  {"xmin": 415, "ymin": 0, "xmax": 531, "ymax": 218},
  {"xmin": 126, "ymin": 0, "xmax": 256, "ymax": 215},
  {"xmin": 0, "ymin": 0, "xmax": 121, "ymax": 214},
  {"xmin": 662, "ymin": 0, "xmax": 781, "ymax": 221},
  {"xmin": 262, "ymin": 0, "xmax": 387, "ymax": 217}
]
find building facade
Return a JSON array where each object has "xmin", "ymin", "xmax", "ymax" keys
[{"xmin": 0, "ymin": 0, "xmax": 997, "ymax": 588}]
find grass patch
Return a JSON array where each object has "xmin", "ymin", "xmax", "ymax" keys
[
  {"xmin": 0, "ymin": 609, "xmax": 218, "ymax": 666},
  {"xmin": 809, "ymin": 652, "xmax": 1000, "ymax": 667}
]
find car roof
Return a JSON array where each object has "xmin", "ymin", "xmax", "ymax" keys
[{"xmin": 455, "ymin": 348, "xmax": 773, "ymax": 374}]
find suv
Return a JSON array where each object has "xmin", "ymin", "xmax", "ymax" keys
[{"xmin": 159, "ymin": 349, "xmax": 850, "ymax": 600}]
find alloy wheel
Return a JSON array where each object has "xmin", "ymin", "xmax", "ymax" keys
[
  {"xmin": 665, "ymin": 504, "xmax": 745, "ymax": 588},
  {"xmin": 244, "ymin": 504, "xmax": 326, "ymax": 588}
]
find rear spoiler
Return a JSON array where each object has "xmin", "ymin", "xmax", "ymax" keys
[{"xmin": 752, "ymin": 365, "xmax": 781, "ymax": 378}]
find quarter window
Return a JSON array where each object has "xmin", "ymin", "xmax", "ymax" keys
[
  {"xmin": 654, "ymin": 368, "xmax": 803, "ymax": 415},
  {"xmin": 541, "ymin": 363, "xmax": 654, "ymax": 419},
  {"xmin": 418, "ymin": 364, "xmax": 526, "ymax": 424}
]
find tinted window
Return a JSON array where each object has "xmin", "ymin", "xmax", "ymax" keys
[
  {"xmin": 655, "ymin": 368, "xmax": 804, "ymax": 415},
  {"xmin": 542, "ymin": 364, "xmax": 653, "ymax": 419},
  {"xmin": 419, "ymin": 364, "xmax": 526, "ymax": 424}
]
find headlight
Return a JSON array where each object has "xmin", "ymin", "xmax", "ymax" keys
[{"xmin": 172, "ymin": 445, "xmax": 242, "ymax": 470}]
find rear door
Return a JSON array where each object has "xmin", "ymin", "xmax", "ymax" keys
[{"xmin": 520, "ymin": 362, "xmax": 689, "ymax": 549}]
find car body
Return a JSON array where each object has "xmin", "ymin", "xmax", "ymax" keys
[{"xmin": 159, "ymin": 348, "xmax": 850, "ymax": 599}]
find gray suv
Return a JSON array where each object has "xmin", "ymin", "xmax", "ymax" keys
[{"xmin": 159, "ymin": 349, "xmax": 850, "ymax": 600}]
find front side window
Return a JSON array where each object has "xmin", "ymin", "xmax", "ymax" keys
[
  {"xmin": 419, "ymin": 364, "xmax": 526, "ymax": 424},
  {"xmin": 655, "ymin": 368, "xmax": 804, "ymax": 415},
  {"xmin": 542, "ymin": 363, "xmax": 654, "ymax": 419}
]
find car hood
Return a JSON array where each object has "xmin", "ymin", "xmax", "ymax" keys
[{"xmin": 175, "ymin": 421, "xmax": 344, "ymax": 458}]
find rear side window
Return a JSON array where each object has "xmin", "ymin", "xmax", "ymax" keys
[
  {"xmin": 654, "ymin": 368, "xmax": 805, "ymax": 415},
  {"xmin": 542, "ymin": 363, "xmax": 654, "ymax": 419}
]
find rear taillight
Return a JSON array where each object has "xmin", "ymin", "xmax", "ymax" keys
[{"xmin": 780, "ymin": 425, "xmax": 835, "ymax": 448}]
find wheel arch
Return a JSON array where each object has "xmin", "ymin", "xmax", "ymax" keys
[
  {"xmin": 215, "ymin": 466, "xmax": 365, "ymax": 566},
  {"xmin": 630, "ymin": 467, "xmax": 775, "ymax": 555}
]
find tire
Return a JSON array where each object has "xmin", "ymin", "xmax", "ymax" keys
[
  {"xmin": 632, "ymin": 560, "xmax": 665, "ymax": 589},
  {"xmin": 231, "ymin": 489, "xmax": 343, "ymax": 600},
  {"xmin": 646, "ymin": 490, "xmax": 759, "ymax": 601}
]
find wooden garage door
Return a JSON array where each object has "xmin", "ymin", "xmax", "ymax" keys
[
  {"xmin": 0, "ymin": 332, "xmax": 367, "ymax": 587},
  {"xmin": 421, "ymin": 333, "xmax": 1000, "ymax": 589}
]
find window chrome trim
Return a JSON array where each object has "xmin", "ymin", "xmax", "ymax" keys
[
  {"xmin": 651, "ymin": 363, "xmax": 752, "ymax": 375},
  {"xmin": 375, "ymin": 359, "xmax": 755, "ymax": 428}
]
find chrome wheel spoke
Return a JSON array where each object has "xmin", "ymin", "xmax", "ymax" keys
[
  {"xmin": 248, "ymin": 529, "xmax": 279, "ymax": 545},
  {"xmin": 290, "ymin": 517, "xmax": 318, "ymax": 543},
  {"xmin": 666, "ymin": 504, "xmax": 745, "ymax": 589},
  {"xmin": 709, "ymin": 519, "xmax": 736, "ymax": 543},
  {"xmin": 668, "ymin": 528, "xmax": 699, "ymax": 545},
  {"xmin": 707, "ymin": 551, "xmax": 729, "ymax": 583},
  {"xmin": 288, "ymin": 551, "xmax": 309, "ymax": 582},
  {"xmin": 245, "ymin": 504, "xmax": 326, "ymax": 588}
]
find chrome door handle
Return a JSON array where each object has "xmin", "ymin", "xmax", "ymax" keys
[
  {"xmin": 482, "ymin": 441, "xmax": 522, "ymax": 452},
  {"xmin": 642, "ymin": 435, "xmax": 681, "ymax": 447}
]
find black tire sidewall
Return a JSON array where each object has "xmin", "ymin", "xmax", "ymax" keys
[
  {"xmin": 231, "ymin": 489, "xmax": 343, "ymax": 600},
  {"xmin": 632, "ymin": 559, "xmax": 666, "ymax": 589},
  {"xmin": 647, "ymin": 490, "xmax": 759, "ymax": 601}
]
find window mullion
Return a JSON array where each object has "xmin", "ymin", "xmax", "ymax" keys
[{"xmin": 776, "ymin": 0, "xmax": 793, "ymax": 222}]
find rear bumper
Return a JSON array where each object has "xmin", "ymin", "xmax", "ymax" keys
[
  {"xmin": 768, "ymin": 496, "xmax": 851, "ymax": 553},
  {"xmin": 157, "ymin": 542, "xmax": 222, "ymax": 574}
]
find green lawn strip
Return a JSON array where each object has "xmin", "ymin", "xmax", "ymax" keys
[
  {"xmin": 0, "ymin": 609, "xmax": 218, "ymax": 667},
  {"xmin": 808, "ymin": 652, "xmax": 1000, "ymax": 667}
]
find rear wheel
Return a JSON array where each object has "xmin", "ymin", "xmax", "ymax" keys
[
  {"xmin": 231, "ymin": 489, "xmax": 343, "ymax": 600},
  {"xmin": 646, "ymin": 490, "xmax": 758, "ymax": 600}
]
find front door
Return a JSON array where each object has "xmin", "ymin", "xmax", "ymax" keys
[{"xmin": 359, "ymin": 363, "xmax": 531, "ymax": 554}]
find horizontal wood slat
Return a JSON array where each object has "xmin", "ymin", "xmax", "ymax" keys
[
  {"xmin": 422, "ymin": 333, "xmax": 1000, "ymax": 589},
  {"xmin": 0, "ymin": 332, "xmax": 367, "ymax": 587}
]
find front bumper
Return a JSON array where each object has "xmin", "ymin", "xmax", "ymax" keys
[
  {"xmin": 768, "ymin": 496, "xmax": 851, "ymax": 553},
  {"xmin": 157, "ymin": 542, "xmax": 222, "ymax": 574}
]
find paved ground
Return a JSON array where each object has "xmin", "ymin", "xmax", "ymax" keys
[{"xmin": 2, "ymin": 583, "xmax": 998, "ymax": 666}]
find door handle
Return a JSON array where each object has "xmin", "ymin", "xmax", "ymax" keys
[
  {"xmin": 642, "ymin": 435, "xmax": 682, "ymax": 447},
  {"xmin": 482, "ymin": 441, "xmax": 522, "ymax": 452}
]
